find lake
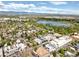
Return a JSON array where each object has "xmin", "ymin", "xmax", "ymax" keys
[{"xmin": 37, "ymin": 20, "xmax": 71, "ymax": 27}]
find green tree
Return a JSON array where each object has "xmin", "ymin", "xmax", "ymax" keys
[{"xmin": 52, "ymin": 51, "xmax": 57, "ymax": 57}]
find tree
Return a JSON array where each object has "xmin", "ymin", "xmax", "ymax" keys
[
  {"xmin": 52, "ymin": 51, "xmax": 57, "ymax": 57},
  {"xmin": 76, "ymin": 52, "xmax": 79, "ymax": 56},
  {"xmin": 58, "ymin": 48, "xmax": 65, "ymax": 56}
]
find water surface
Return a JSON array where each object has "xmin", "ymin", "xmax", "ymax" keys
[{"xmin": 37, "ymin": 20, "xmax": 71, "ymax": 27}]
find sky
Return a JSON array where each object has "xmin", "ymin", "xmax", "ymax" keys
[{"xmin": 0, "ymin": 1, "xmax": 79, "ymax": 15}]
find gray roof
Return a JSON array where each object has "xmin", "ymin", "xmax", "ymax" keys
[{"xmin": 75, "ymin": 44, "xmax": 79, "ymax": 49}]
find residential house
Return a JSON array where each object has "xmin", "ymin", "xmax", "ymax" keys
[
  {"xmin": 45, "ymin": 43, "xmax": 56, "ymax": 52},
  {"xmin": 34, "ymin": 37, "xmax": 45, "ymax": 44},
  {"xmin": 71, "ymin": 32, "xmax": 79, "ymax": 39},
  {"xmin": 43, "ymin": 34, "xmax": 55, "ymax": 41},
  {"xmin": 53, "ymin": 33, "xmax": 62, "ymax": 37},
  {"xmin": 75, "ymin": 44, "xmax": 79, "ymax": 52},
  {"xmin": 70, "ymin": 47, "xmax": 76, "ymax": 52},
  {"xmin": 65, "ymin": 51, "xmax": 75, "ymax": 57}
]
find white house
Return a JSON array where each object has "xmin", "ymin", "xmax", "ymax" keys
[
  {"xmin": 53, "ymin": 33, "xmax": 62, "ymax": 37},
  {"xmin": 45, "ymin": 44, "xmax": 56, "ymax": 52},
  {"xmin": 44, "ymin": 34, "xmax": 56, "ymax": 41},
  {"xmin": 65, "ymin": 51, "xmax": 75, "ymax": 57},
  {"xmin": 75, "ymin": 44, "xmax": 79, "ymax": 52},
  {"xmin": 34, "ymin": 37, "xmax": 43, "ymax": 44}
]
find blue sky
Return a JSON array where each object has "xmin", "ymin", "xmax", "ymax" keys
[{"xmin": 0, "ymin": 1, "xmax": 79, "ymax": 15}]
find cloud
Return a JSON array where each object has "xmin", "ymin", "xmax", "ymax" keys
[
  {"xmin": 39, "ymin": 2, "xmax": 47, "ymax": 5},
  {"xmin": 0, "ymin": 1, "xmax": 4, "ymax": 7},
  {"xmin": 4, "ymin": 2, "xmax": 36, "ymax": 9},
  {"xmin": 0, "ymin": 2, "xmax": 57, "ymax": 12},
  {"xmin": 50, "ymin": 1, "xmax": 67, "ymax": 5},
  {"xmin": 0, "ymin": 1, "xmax": 79, "ymax": 15}
]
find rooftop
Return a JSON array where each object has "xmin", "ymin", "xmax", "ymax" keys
[{"xmin": 75, "ymin": 44, "xmax": 79, "ymax": 49}]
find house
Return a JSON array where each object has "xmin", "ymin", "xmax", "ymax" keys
[
  {"xmin": 36, "ymin": 47, "xmax": 50, "ymax": 57},
  {"xmin": 16, "ymin": 31, "xmax": 22, "ymax": 37},
  {"xmin": 27, "ymin": 29, "xmax": 37, "ymax": 34},
  {"xmin": 75, "ymin": 44, "xmax": 79, "ymax": 52},
  {"xmin": 43, "ymin": 34, "xmax": 55, "ymax": 41},
  {"xmin": 71, "ymin": 32, "xmax": 79, "ymax": 39},
  {"xmin": 53, "ymin": 33, "xmax": 62, "ymax": 37},
  {"xmin": 65, "ymin": 51, "xmax": 75, "ymax": 57},
  {"xmin": 70, "ymin": 47, "xmax": 76, "ymax": 52},
  {"xmin": 34, "ymin": 38, "xmax": 42, "ymax": 44},
  {"xmin": 15, "ymin": 43, "xmax": 26, "ymax": 51},
  {"xmin": 72, "ymin": 35, "xmax": 79, "ymax": 39},
  {"xmin": 50, "ymin": 40, "xmax": 58, "ymax": 48},
  {"xmin": 34, "ymin": 37, "xmax": 45, "ymax": 44},
  {"xmin": 45, "ymin": 43, "xmax": 56, "ymax": 52},
  {"xmin": 16, "ymin": 39, "xmax": 21, "ymax": 44}
]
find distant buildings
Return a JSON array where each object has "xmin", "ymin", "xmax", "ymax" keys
[{"xmin": 0, "ymin": 17, "xmax": 27, "ymax": 22}]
